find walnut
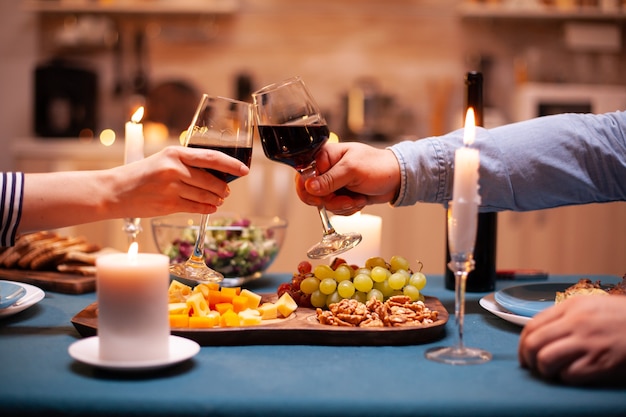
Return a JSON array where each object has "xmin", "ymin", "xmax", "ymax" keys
[{"xmin": 316, "ymin": 295, "xmax": 439, "ymax": 328}]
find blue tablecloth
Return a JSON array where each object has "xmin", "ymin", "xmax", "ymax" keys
[{"xmin": 1, "ymin": 273, "xmax": 625, "ymax": 417}]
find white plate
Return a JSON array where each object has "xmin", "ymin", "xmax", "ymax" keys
[
  {"xmin": 68, "ymin": 335, "xmax": 200, "ymax": 371},
  {"xmin": 479, "ymin": 293, "xmax": 530, "ymax": 327},
  {"xmin": 0, "ymin": 281, "xmax": 45, "ymax": 318},
  {"xmin": 0, "ymin": 280, "xmax": 26, "ymax": 308},
  {"xmin": 494, "ymin": 283, "xmax": 572, "ymax": 318}
]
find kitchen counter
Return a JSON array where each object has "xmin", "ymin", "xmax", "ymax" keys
[{"xmin": 0, "ymin": 273, "xmax": 625, "ymax": 417}]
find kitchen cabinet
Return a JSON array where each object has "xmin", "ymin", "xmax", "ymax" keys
[{"xmin": 458, "ymin": 1, "xmax": 626, "ymax": 20}]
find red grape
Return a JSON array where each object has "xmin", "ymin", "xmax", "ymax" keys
[{"xmin": 297, "ymin": 261, "xmax": 312, "ymax": 275}]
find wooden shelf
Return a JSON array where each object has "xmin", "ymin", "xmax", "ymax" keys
[
  {"xmin": 459, "ymin": 2, "xmax": 626, "ymax": 21},
  {"xmin": 23, "ymin": 0, "xmax": 239, "ymax": 16}
]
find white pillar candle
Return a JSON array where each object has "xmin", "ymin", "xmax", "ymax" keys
[
  {"xmin": 124, "ymin": 107, "xmax": 145, "ymax": 164},
  {"xmin": 449, "ymin": 108, "xmax": 481, "ymax": 255},
  {"xmin": 330, "ymin": 212, "xmax": 382, "ymax": 265},
  {"xmin": 96, "ymin": 243, "xmax": 170, "ymax": 362}
]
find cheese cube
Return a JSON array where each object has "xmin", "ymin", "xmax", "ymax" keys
[
  {"xmin": 238, "ymin": 309, "xmax": 262, "ymax": 326},
  {"xmin": 257, "ymin": 302, "xmax": 278, "ymax": 320},
  {"xmin": 239, "ymin": 288, "xmax": 262, "ymax": 310},
  {"xmin": 168, "ymin": 302, "xmax": 188, "ymax": 315},
  {"xmin": 275, "ymin": 292, "xmax": 298, "ymax": 318}
]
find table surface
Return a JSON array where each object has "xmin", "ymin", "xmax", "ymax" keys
[{"xmin": 1, "ymin": 273, "xmax": 625, "ymax": 417}]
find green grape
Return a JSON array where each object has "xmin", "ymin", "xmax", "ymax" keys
[
  {"xmin": 402, "ymin": 284, "xmax": 421, "ymax": 301},
  {"xmin": 319, "ymin": 278, "xmax": 337, "ymax": 295},
  {"xmin": 314, "ymin": 264, "xmax": 335, "ymax": 280},
  {"xmin": 389, "ymin": 255, "xmax": 410, "ymax": 273},
  {"xmin": 310, "ymin": 290, "xmax": 327, "ymax": 308},
  {"xmin": 352, "ymin": 291, "xmax": 367, "ymax": 303},
  {"xmin": 365, "ymin": 256, "xmax": 387, "ymax": 270},
  {"xmin": 300, "ymin": 276, "xmax": 320, "ymax": 295},
  {"xmin": 390, "ymin": 289, "xmax": 404, "ymax": 298},
  {"xmin": 373, "ymin": 280, "xmax": 394, "ymax": 297},
  {"xmin": 326, "ymin": 291, "xmax": 342, "ymax": 307},
  {"xmin": 395, "ymin": 268, "xmax": 411, "ymax": 279},
  {"xmin": 334, "ymin": 264, "xmax": 353, "ymax": 282},
  {"xmin": 337, "ymin": 280, "xmax": 355, "ymax": 298},
  {"xmin": 354, "ymin": 267, "xmax": 371, "ymax": 276},
  {"xmin": 366, "ymin": 288, "xmax": 384, "ymax": 301},
  {"xmin": 353, "ymin": 273, "xmax": 374, "ymax": 292},
  {"xmin": 409, "ymin": 272, "xmax": 427, "ymax": 290},
  {"xmin": 371, "ymin": 266, "xmax": 390, "ymax": 283},
  {"xmin": 388, "ymin": 272, "xmax": 407, "ymax": 290}
]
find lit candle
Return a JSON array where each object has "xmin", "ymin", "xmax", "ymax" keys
[
  {"xmin": 124, "ymin": 107, "xmax": 145, "ymax": 164},
  {"xmin": 449, "ymin": 108, "xmax": 481, "ymax": 255},
  {"xmin": 96, "ymin": 242, "xmax": 170, "ymax": 362},
  {"xmin": 330, "ymin": 212, "xmax": 382, "ymax": 265}
]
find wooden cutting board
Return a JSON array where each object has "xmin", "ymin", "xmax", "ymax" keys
[
  {"xmin": 72, "ymin": 295, "xmax": 449, "ymax": 346},
  {"xmin": 0, "ymin": 269, "xmax": 95, "ymax": 294}
]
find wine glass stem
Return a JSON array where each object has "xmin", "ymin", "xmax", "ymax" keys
[
  {"xmin": 455, "ymin": 268, "xmax": 468, "ymax": 352},
  {"xmin": 300, "ymin": 163, "xmax": 336, "ymax": 236},
  {"xmin": 191, "ymin": 213, "xmax": 210, "ymax": 263}
]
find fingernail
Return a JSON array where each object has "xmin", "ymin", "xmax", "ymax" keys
[{"xmin": 309, "ymin": 179, "xmax": 320, "ymax": 193}]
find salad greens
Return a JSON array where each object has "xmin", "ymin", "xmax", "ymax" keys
[{"xmin": 163, "ymin": 217, "xmax": 281, "ymax": 278}]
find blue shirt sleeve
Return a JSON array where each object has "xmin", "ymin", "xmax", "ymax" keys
[
  {"xmin": 389, "ymin": 111, "xmax": 626, "ymax": 211},
  {"xmin": 0, "ymin": 172, "xmax": 24, "ymax": 247}
]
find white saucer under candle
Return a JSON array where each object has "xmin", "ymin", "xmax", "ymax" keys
[{"xmin": 96, "ymin": 243, "xmax": 170, "ymax": 362}]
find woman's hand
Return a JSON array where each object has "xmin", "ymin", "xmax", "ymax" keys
[
  {"xmin": 295, "ymin": 142, "xmax": 401, "ymax": 215},
  {"xmin": 518, "ymin": 295, "xmax": 626, "ymax": 386},
  {"xmin": 112, "ymin": 145, "xmax": 250, "ymax": 217}
]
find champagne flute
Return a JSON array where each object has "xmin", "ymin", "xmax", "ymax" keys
[
  {"xmin": 252, "ymin": 76, "xmax": 362, "ymax": 259},
  {"xmin": 169, "ymin": 95, "xmax": 254, "ymax": 283},
  {"xmin": 425, "ymin": 202, "xmax": 492, "ymax": 365}
]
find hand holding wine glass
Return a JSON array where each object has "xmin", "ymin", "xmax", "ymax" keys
[
  {"xmin": 169, "ymin": 95, "xmax": 254, "ymax": 283},
  {"xmin": 252, "ymin": 76, "xmax": 361, "ymax": 259}
]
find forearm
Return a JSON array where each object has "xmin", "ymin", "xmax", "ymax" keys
[
  {"xmin": 19, "ymin": 170, "xmax": 119, "ymax": 232},
  {"xmin": 391, "ymin": 111, "xmax": 626, "ymax": 211}
]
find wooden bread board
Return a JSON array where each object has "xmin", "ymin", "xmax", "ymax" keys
[
  {"xmin": 0, "ymin": 269, "xmax": 95, "ymax": 294},
  {"xmin": 71, "ymin": 295, "xmax": 449, "ymax": 346}
]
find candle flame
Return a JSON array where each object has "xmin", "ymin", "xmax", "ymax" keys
[
  {"xmin": 463, "ymin": 107, "xmax": 475, "ymax": 146},
  {"xmin": 131, "ymin": 107, "xmax": 144, "ymax": 124},
  {"xmin": 127, "ymin": 241, "xmax": 139, "ymax": 261}
]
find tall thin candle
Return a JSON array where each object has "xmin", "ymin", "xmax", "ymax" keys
[
  {"xmin": 449, "ymin": 108, "xmax": 480, "ymax": 255},
  {"xmin": 124, "ymin": 107, "xmax": 145, "ymax": 164}
]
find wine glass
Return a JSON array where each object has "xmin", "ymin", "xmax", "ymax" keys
[
  {"xmin": 425, "ymin": 202, "xmax": 492, "ymax": 365},
  {"xmin": 252, "ymin": 76, "xmax": 362, "ymax": 259},
  {"xmin": 169, "ymin": 95, "xmax": 254, "ymax": 283}
]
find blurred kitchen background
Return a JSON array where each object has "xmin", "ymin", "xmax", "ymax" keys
[{"xmin": 1, "ymin": 0, "xmax": 625, "ymax": 276}]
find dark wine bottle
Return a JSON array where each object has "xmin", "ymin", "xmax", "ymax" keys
[{"xmin": 445, "ymin": 72, "xmax": 497, "ymax": 292}]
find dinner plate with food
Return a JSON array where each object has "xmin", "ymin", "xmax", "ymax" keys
[{"xmin": 481, "ymin": 275, "xmax": 626, "ymax": 326}]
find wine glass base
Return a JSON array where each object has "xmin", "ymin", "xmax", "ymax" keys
[
  {"xmin": 169, "ymin": 262, "xmax": 223, "ymax": 284},
  {"xmin": 424, "ymin": 345, "xmax": 492, "ymax": 365},
  {"xmin": 306, "ymin": 232, "xmax": 362, "ymax": 259}
]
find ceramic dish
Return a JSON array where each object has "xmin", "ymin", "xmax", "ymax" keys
[
  {"xmin": 493, "ymin": 283, "xmax": 573, "ymax": 318},
  {"xmin": 0, "ymin": 280, "xmax": 26, "ymax": 309},
  {"xmin": 0, "ymin": 281, "xmax": 45, "ymax": 318},
  {"xmin": 479, "ymin": 293, "xmax": 530, "ymax": 327},
  {"xmin": 68, "ymin": 335, "xmax": 200, "ymax": 371}
]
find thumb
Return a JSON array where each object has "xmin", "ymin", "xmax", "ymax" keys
[{"xmin": 305, "ymin": 172, "xmax": 336, "ymax": 196}]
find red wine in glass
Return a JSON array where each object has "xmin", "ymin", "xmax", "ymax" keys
[
  {"xmin": 189, "ymin": 144, "xmax": 253, "ymax": 183},
  {"xmin": 257, "ymin": 124, "xmax": 329, "ymax": 171}
]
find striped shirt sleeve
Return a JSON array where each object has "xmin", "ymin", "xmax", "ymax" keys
[{"xmin": 0, "ymin": 172, "xmax": 24, "ymax": 247}]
